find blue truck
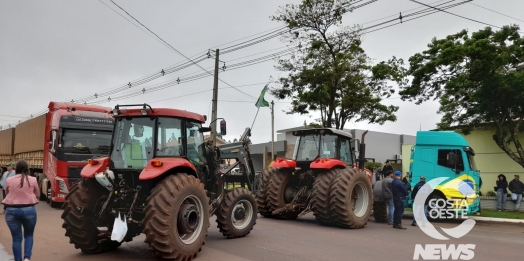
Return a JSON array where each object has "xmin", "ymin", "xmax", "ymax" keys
[{"xmin": 372, "ymin": 131, "xmax": 482, "ymax": 222}]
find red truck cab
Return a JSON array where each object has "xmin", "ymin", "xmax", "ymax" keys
[{"xmin": 41, "ymin": 102, "xmax": 114, "ymax": 207}]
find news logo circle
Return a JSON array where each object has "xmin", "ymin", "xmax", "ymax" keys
[{"xmin": 413, "ymin": 177, "xmax": 476, "ymax": 240}]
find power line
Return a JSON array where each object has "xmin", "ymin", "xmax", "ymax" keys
[
  {"xmin": 109, "ymin": 0, "xmax": 256, "ymax": 100},
  {"xmin": 410, "ymin": 0, "xmax": 504, "ymax": 29},
  {"xmin": 469, "ymin": 2, "xmax": 524, "ymax": 23},
  {"xmin": 361, "ymin": 0, "xmax": 449, "ymax": 25}
]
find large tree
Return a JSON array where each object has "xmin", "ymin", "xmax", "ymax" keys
[
  {"xmin": 270, "ymin": 0, "xmax": 405, "ymax": 130},
  {"xmin": 399, "ymin": 25, "xmax": 524, "ymax": 167}
]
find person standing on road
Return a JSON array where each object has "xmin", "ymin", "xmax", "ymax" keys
[
  {"xmin": 392, "ymin": 170, "xmax": 408, "ymax": 229},
  {"xmin": 508, "ymin": 174, "xmax": 524, "ymax": 212},
  {"xmin": 382, "ymin": 162, "xmax": 393, "ymax": 179},
  {"xmin": 382, "ymin": 171, "xmax": 395, "ymax": 225},
  {"xmin": 495, "ymin": 174, "xmax": 508, "ymax": 211},
  {"xmin": 1, "ymin": 162, "xmax": 16, "ymax": 215},
  {"xmin": 2, "ymin": 160, "xmax": 39, "ymax": 261},
  {"xmin": 411, "ymin": 176, "xmax": 427, "ymax": 227}
]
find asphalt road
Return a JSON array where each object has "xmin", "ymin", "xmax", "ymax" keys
[{"xmin": 0, "ymin": 203, "xmax": 523, "ymax": 261}]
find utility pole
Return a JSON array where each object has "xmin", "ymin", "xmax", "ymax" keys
[
  {"xmin": 271, "ymin": 100, "xmax": 275, "ymax": 160},
  {"xmin": 211, "ymin": 49, "xmax": 219, "ymax": 146}
]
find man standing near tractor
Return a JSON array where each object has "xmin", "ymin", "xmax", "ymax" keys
[
  {"xmin": 382, "ymin": 171, "xmax": 394, "ymax": 225},
  {"xmin": 392, "ymin": 170, "xmax": 408, "ymax": 229}
]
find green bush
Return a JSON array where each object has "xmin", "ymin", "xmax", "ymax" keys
[
  {"xmin": 486, "ymin": 191, "xmax": 496, "ymax": 197},
  {"xmin": 364, "ymin": 162, "xmax": 382, "ymax": 170}
]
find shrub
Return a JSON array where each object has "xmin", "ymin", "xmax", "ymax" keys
[
  {"xmin": 364, "ymin": 162, "xmax": 382, "ymax": 170},
  {"xmin": 486, "ymin": 191, "xmax": 496, "ymax": 197}
]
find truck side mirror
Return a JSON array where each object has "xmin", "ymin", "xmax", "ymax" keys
[{"xmin": 220, "ymin": 120, "xmax": 227, "ymax": 136}]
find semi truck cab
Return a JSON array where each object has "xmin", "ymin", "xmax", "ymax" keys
[{"xmin": 407, "ymin": 131, "xmax": 481, "ymax": 214}]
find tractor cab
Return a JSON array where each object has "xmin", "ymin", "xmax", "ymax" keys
[{"xmin": 272, "ymin": 128, "xmax": 356, "ymax": 170}]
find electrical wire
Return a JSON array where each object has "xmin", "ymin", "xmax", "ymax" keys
[
  {"xmin": 109, "ymin": 0, "xmax": 257, "ymax": 100},
  {"xmin": 469, "ymin": 2, "xmax": 524, "ymax": 24},
  {"xmin": 410, "ymin": 0, "xmax": 506, "ymax": 29}
]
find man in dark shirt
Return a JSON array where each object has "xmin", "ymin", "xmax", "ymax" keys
[
  {"xmin": 382, "ymin": 162, "xmax": 393, "ymax": 179},
  {"xmin": 392, "ymin": 170, "xmax": 409, "ymax": 229},
  {"xmin": 411, "ymin": 176, "xmax": 427, "ymax": 226}
]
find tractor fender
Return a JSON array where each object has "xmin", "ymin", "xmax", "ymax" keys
[
  {"xmin": 373, "ymin": 180, "xmax": 385, "ymax": 202},
  {"xmin": 310, "ymin": 158, "xmax": 347, "ymax": 169},
  {"xmin": 81, "ymin": 157, "xmax": 110, "ymax": 178},
  {"xmin": 139, "ymin": 158, "xmax": 197, "ymax": 181},
  {"xmin": 271, "ymin": 158, "xmax": 297, "ymax": 169}
]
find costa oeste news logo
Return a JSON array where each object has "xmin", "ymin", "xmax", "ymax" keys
[{"xmin": 413, "ymin": 177, "xmax": 476, "ymax": 260}]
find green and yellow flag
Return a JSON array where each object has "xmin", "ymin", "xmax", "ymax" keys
[{"xmin": 255, "ymin": 84, "xmax": 270, "ymax": 108}]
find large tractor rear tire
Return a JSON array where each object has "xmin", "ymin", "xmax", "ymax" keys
[
  {"xmin": 310, "ymin": 169, "xmax": 338, "ymax": 225},
  {"xmin": 329, "ymin": 168, "xmax": 373, "ymax": 229},
  {"xmin": 267, "ymin": 170, "xmax": 300, "ymax": 220},
  {"xmin": 216, "ymin": 188, "xmax": 257, "ymax": 238},
  {"xmin": 143, "ymin": 174, "xmax": 210, "ymax": 261},
  {"xmin": 256, "ymin": 168, "xmax": 276, "ymax": 217},
  {"xmin": 61, "ymin": 179, "xmax": 121, "ymax": 254},
  {"xmin": 373, "ymin": 201, "xmax": 389, "ymax": 223}
]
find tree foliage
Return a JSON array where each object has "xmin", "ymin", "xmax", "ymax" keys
[
  {"xmin": 270, "ymin": 0, "xmax": 405, "ymax": 130},
  {"xmin": 399, "ymin": 25, "xmax": 524, "ymax": 167}
]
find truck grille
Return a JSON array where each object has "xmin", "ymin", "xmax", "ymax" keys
[{"xmin": 68, "ymin": 166, "xmax": 83, "ymax": 179}]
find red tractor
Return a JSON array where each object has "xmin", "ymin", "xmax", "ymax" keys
[
  {"xmin": 255, "ymin": 128, "xmax": 378, "ymax": 228},
  {"xmin": 61, "ymin": 104, "xmax": 258, "ymax": 260}
]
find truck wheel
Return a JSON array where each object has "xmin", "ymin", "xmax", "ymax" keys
[
  {"xmin": 143, "ymin": 174, "xmax": 210, "ymax": 261},
  {"xmin": 256, "ymin": 168, "xmax": 276, "ymax": 217},
  {"xmin": 329, "ymin": 168, "xmax": 373, "ymax": 229},
  {"xmin": 311, "ymin": 169, "xmax": 338, "ymax": 225},
  {"xmin": 61, "ymin": 179, "xmax": 121, "ymax": 254},
  {"xmin": 267, "ymin": 170, "xmax": 300, "ymax": 220},
  {"xmin": 373, "ymin": 201, "xmax": 388, "ymax": 223},
  {"xmin": 216, "ymin": 188, "xmax": 257, "ymax": 238}
]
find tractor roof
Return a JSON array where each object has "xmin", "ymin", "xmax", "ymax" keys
[
  {"xmin": 292, "ymin": 128, "xmax": 353, "ymax": 139},
  {"xmin": 114, "ymin": 107, "xmax": 205, "ymax": 123}
]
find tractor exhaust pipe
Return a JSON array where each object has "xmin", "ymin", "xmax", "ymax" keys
[{"xmin": 358, "ymin": 130, "xmax": 368, "ymax": 170}]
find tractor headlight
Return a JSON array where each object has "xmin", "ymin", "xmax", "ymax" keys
[{"xmin": 56, "ymin": 177, "xmax": 69, "ymax": 193}]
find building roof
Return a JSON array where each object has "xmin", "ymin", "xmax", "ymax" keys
[{"xmin": 204, "ymin": 134, "xmax": 228, "ymax": 145}]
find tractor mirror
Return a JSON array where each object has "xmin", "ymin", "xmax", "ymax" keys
[
  {"xmin": 133, "ymin": 124, "xmax": 144, "ymax": 138},
  {"xmin": 199, "ymin": 127, "xmax": 211, "ymax": 133},
  {"xmin": 220, "ymin": 120, "xmax": 227, "ymax": 136}
]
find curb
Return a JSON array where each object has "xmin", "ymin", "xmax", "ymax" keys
[{"xmin": 403, "ymin": 212, "xmax": 524, "ymax": 224}]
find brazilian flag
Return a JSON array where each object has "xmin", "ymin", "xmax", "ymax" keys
[{"xmin": 255, "ymin": 84, "xmax": 270, "ymax": 108}]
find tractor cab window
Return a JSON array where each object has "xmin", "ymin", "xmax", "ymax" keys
[
  {"xmin": 338, "ymin": 137, "xmax": 352, "ymax": 165},
  {"xmin": 295, "ymin": 135, "xmax": 319, "ymax": 161},
  {"xmin": 157, "ymin": 117, "xmax": 184, "ymax": 157},
  {"xmin": 319, "ymin": 135, "xmax": 336, "ymax": 158},
  {"xmin": 186, "ymin": 121, "xmax": 205, "ymax": 165},
  {"xmin": 111, "ymin": 117, "xmax": 155, "ymax": 169}
]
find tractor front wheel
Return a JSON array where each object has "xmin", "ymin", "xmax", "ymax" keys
[
  {"xmin": 61, "ymin": 179, "xmax": 121, "ymax": 254},
  {"xmin": 216, "ymin": 188, "xmax": 257, "ymax": 238},
  {"xmin": 329, "ymin": 168, "xmax": 373, "ymax": 228},
  {"xmin": 256, "ymin": 168, "xmax": 276, "ymax": 217},
  {"xmin": 143, "ymin": 174, "xmax": 210, "ymax": 261},
  {"xmin": 373, "ymin": 201, "xmax": 389, "ymax": 223}
]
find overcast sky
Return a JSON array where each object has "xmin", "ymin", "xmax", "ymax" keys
[{"xmin": 1, "ymin": 0, "xmax": 522, "ymax": 144}]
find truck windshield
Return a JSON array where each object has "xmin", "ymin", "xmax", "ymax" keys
[
  {"xmin": 467, "ymin": 153, "xmax": 477, "ymax": 171},
  {"xmin": 61, "ymin": 129, "xmax": 112, "ymax": 154},
  {"xmin": 111, "ymin": 117, "xmax": 155, "ymax": 169}
]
